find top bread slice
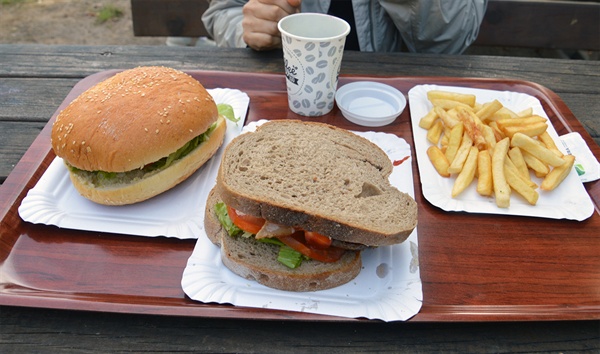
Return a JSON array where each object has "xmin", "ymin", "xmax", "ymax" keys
[{"xmin": 215, "ymin": 120, "xmax": 417, "ymax": 247}]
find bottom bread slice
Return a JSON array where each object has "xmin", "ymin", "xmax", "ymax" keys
[
  {"xmin": 220, "ymin": 232, "xmax": 362, "ymax": 292},
  {"xmin": 205, "ymin": 187, "xmax": 362, "ymax": 292}
]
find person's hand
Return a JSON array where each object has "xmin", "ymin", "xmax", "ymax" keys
[{"xmin": 242, "ymin": 0, "xmax": 301, "ymax": 51}]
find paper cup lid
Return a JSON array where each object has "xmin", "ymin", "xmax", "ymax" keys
[{"xmin": 335, "ymin": 81, "xmax": 406, "ymax": 127}]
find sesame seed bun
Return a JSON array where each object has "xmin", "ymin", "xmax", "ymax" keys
[
  {"xmin": 50, "ymin": 66, "xmax": 226, "ymax": 205},
  {"xmin": 52, "ymin": 66, "xmax": 219, "ymax": 172}
]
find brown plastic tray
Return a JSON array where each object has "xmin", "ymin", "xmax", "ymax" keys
[{"xmin": 1, "ymin": 70, "xmax": 599, "ymax": 322}]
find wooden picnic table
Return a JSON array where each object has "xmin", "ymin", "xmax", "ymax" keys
[{"xmin": 0, "ymin": 44, "xmax": 598, "ymax": 352}]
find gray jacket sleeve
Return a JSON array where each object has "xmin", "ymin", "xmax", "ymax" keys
[
  {"xmin": 202, "ymin": 0, "xmax": 247, "ymax": 48},
  {"xmin": 378, "ymin": 0, "xmax": 487, "ymax": 54}
]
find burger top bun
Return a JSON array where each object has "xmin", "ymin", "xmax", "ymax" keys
[{"xmin": 51, "ymin": 66, "xmax": 218, "ymax": 172}]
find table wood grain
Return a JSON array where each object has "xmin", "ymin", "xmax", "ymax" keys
[{"xmin": 0, "ymin": 44, "xmax": 599, "ymax": 352}]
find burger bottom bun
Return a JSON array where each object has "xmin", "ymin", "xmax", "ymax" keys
[
  {"xmin": 204, "ymin": 187, "xmax": 362, "ymax": 292},
  {"xmin": 68, "ymin": 115, "xmax": 227, "ymax": 205}
]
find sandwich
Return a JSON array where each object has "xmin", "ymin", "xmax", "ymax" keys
[
  {"xmin": 51, "ymin": 66, "xmax": 227, "ymax": 205},
  {"xmin": 204, "ymin": 120, "xmax": 418, "ymax": 292}
]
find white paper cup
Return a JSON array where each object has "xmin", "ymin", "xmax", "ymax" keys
[{"xmin": 278, "ymin": 13, "xmax": 350, "ymax": 116}]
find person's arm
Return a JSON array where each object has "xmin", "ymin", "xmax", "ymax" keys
[
  {"xmin": 379, "ymin": 0, "xmax": 487, "ymax": 54},
  {"xmin": 202, "ymin": 0, "xmax": 301, "ymax": 50},
  {"xmin": 202, "ymin": 0, "xmax": 248, "ymax": 48}
]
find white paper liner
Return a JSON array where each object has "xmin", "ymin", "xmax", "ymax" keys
[
  {"xmin": 18, "ymin": 88, "xmax": 250, "ymax": 239},
  {"xmin": 408, "ymin": 84, "xmax": 594, "ymax": 221},
  {"xmin": 559, "ymin": 132, "xmax": 600, "ymax": 183},
  {"xmin": 181, "ymin": 121, "xmax": 422, "ymax": 322}
]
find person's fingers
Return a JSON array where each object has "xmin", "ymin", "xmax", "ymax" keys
[
  {"xmin": 243, "ymin": 31, "xmax": 282, "ymax": 51},
  {"xmin": 242, "ymin": 0, "xmax": 293, "ymax": 50},
  {"xmin": 242, "ymin": 14, "xmax": 281, "ymax": 50},
  {"xmin": 286, "ymin": 0, "xmax": 302, "ymax": 9},
  {"xmin": 242, "ymin": 14, "xmax": 279, "ymax": 36},
  {"xmin": 245, "ymin": 0, "xmax": 296, "ymax": 21}
]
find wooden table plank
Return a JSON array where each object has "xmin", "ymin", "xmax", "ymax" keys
[
  {"xmin": 558, "ymin": 92, "xmax": 600, "ymax": 145},
  {"xmin": 1, "ymin": 306, "xmax": 598, "ymax": 353},
  {"xmin": 0, "ymin": 78, "xmax": 78, "ymax": 121},
  {"xmin": 0, "ymin": 121, "xmax": 46, "ymax": 183},
  {"xmin": 1, "ymin": 45, "xmax": 598, "ymax": 91}
]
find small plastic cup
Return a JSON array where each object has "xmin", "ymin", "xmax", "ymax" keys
[
  {"xmin": 278, "ymin": 13, "xmax": 350, "ymax": 117},
  {"xmin": 335, "ymin": 81, "xmax": 406, "ymax": 127}
]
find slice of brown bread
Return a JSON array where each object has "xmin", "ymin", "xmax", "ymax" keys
[
  {"xmin": 204, "ymin": 187, "xmax": 225, "ymax": 246},
  {"xmin": 204, "ymin": 187, "xmax": 362, "ymax": 292},
  {"xmin": 216, "ymin": 120, "xmax": 417, "ymax": 246}
]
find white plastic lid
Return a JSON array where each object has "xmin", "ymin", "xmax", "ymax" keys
[{"xmin": 335, "ymin": 81, "xmax": 406, "ymax": 127}]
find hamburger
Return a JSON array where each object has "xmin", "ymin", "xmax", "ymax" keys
[
  {"xmin": 51, "ymin": 66, "xmax": 226, "ymax": 205},
  {"xmin": 205, "ymin": 120, "xmax": 418, "ymax": 291}
]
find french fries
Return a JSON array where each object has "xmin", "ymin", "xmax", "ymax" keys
[
  {"xmin": 538, "ymin": 131, "xmax": 563, "ymax": 158},
  {"xmin": 447, "ymin": 132, "xmax": 473, "ymax": 174},
  {"xmin": 501, "ymin": 121, "xmax": 548, "ymax": 138},
  {"xmin": 541, "ymin": 155, "xmax": 575, "ymax": 191},
  {"xmin": 504, "ymin": 162, "xmax": 539, "ymax": 205},
  {"xmin": 517, "ymin": 107, "xmax": 533, "ymax": 118},
  {"xmin": 508, "ymin": 147, "xmax": 530, "ymax": 181},
  {"xmin": 426, "ymin": 119, "xmax": 444, "ymax": 145},
  {"xmin": 492, "ymin": 138, "xmax": 511, "ymax": 208},
  {"xmin": 427, "ymin": 145, "xmax": 450, "ymax": 177},
  {"xmin": 489, "ymin": 106, "xmax": 518, "ymax": 121},
  {"xmin": 418, "ymin": 108, "xmax": 438, "ymax": 129},
  {"xmin": 452, "ymin": 146, "xmax": 478, "ymax": 197},
  {"xmin": 427, "ymin": 90, "xmax": 476, "ymax": 107},
  {"xmin": 445, "ymin": 122, "xmax": 464, "ymax": 163},
  {"xmin": 457, "ymin": 108, "xmax": 487, "ymax": 150},
  {"xmin": 511, "ymin": 133, "xmax": 565, "ymax": 167},
  {"xmin": 476, "ymin": 150, "xmax": 493, "ymax": 196},
  {"xmin": 521, "ymin": 150, "xmax": 550, "ymax": 177},
  {"xmin": 434, "ymin": 106, "xmax": 460, "ymax": 128},
  {"xmin": 504, "ymin": 156, "xmax": 537, "ymax": 189},
  {"xmin": 430, "ymin": 99, "xmax": 473, "ymax": 111},
  {"xmin": 420, "ymin": 89, "xmax": 575, "ymax": 208},
  {"xmin": 476, "ymin": 99, "xmax": 503, "ymax": 121}
]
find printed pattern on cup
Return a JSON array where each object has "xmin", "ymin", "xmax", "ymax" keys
[{"xmin": 282, "ymin": 35, "xmax": 346, "ymax": 116}]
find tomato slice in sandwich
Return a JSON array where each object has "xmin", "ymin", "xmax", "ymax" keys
[
  {"xmin": 226, "ymin": 205, "xmax": 265, "ymax": 234},
  {"xmin": 304, "ymin": 231, "xmax": 332, "ymax": 249},
  {"xmin": 227, "ymin": 206, "xmax": 346, "ymax": 263},
  {"xmin": 278, "ymin": 233, "xmax": 345, "ymax": 263}
]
